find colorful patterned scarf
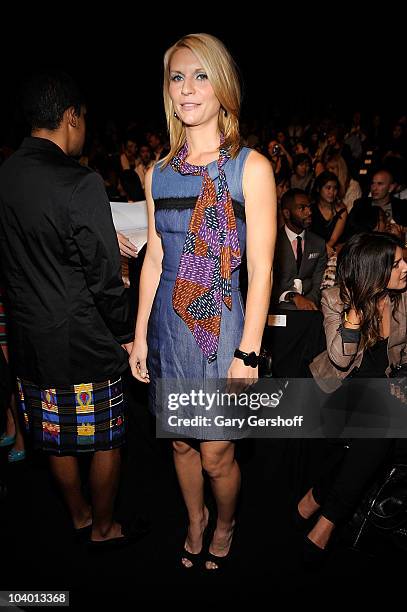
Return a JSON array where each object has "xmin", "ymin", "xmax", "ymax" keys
[{"xmin": 171, "ymin": 139, "xmax": 241, "ymax": 363}]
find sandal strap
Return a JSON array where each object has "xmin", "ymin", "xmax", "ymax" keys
[
  {"xmin": 205, "ymin": 551, "xmax": 228, "ymax": 567},
  {"xmin": 182, "ymin": 547, "xmax": 202, "ymax": 563}
]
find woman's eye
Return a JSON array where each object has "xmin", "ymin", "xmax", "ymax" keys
[
  {"xmin": 196, "ymin": 73, "xmax": 208, "ymax": 80},
  {"xmin": 170, "ymin": 75, "xmax": 183, "ymax": 82}
]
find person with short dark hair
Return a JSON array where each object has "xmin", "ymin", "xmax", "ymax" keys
[
  {"xmin": 0, "ymin": 70, "xmax": 140, "ymax": 547},
  {"xmin": 290, "ymin": 153, "xmax": 313, "ymax": 194},
  {"xmin": 267, "ymin": 189, "xmax": 327, "ymax": 377}
]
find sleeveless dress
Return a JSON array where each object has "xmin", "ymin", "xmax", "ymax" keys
[{"xmin": 148, "ymin": 147, "xmax": 251, "ymax": 439}]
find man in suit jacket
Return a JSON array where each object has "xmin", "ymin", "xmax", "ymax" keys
[
  {"xmin": 0, "ymin": 70, "xmax": 140, "ymax": 546},
  {"xmin": 267, "ymin": 189, "xmax": 327, "ymax": 376},
  {"xmin": 345, "ymin": 168, "xmax": 407, "ymax": 241},
  {"xmin": 272, "ymin": 189, "xmax": 327, "ymax": 310}
]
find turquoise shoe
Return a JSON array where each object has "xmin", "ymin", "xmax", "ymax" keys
[
  {"xmin": 8, "ymin": 449, "xmax": 26, "ymax": 463},
  {"xmin": 0, "ymin": 433, "xmax": 16, "ymax": 447}
]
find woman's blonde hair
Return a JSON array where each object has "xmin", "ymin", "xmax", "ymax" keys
[
  {"xmin": 325, "ymin": 153, "xmax": 349, "ymax": 199},
  {"xmin": 161, "ymin": 33, "xmax": 241, "ymax": 166}
]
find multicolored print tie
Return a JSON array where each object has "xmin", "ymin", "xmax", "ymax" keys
[{"xmin": 171, "ymin": 139, "xmax": 241, "ymax": 363}]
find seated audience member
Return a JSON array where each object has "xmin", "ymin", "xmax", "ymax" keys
[
  {"xmin": 120, "ymin": 136, "xmax": 138, "ymax": 172},
  {"xmin": 266, "ymin": 138, "xmax": 292, "ymax": 184},
  {"xmin": 290, "ymin": 154, "xmax": 313, "ymax": 194},
  {"xmin": 296, "ymin": 232, "xmax": 407, "ymax": 562},
  {"xmin": 135, "ymin": 143, "xmax": 154, "ymax": 191},
  {"xmin": 346, "ymin": 168, "xmax": 407, "ymax": 242},
  {"xmin": 325, "ymin": 152, "xmax": 362, "ymax": 213},
  {"xmin": 266, "ymin": 189, "xmax": 327, "ymax": 376},
  {"xmin": 120, "ymin": 169, "xmax": 145, "ymax": 202},
  {"xmin": 311, "ymin": 171, "xmax": 348, "ymax": 258}
]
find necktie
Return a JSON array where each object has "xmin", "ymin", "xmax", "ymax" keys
[{"xmin": 296, "ymin": 235, "xmax": 303, "ymax": 271}]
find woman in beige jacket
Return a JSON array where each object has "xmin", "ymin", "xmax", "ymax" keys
[{"xmin": 297, "ymin": 231, "xmax": 407, "ymax": 561}]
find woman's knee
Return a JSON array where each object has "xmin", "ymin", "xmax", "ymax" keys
[
  {"xmin": 201, "ymin": 443, "xmax": 234, "ymax": 477},
  {"xmin": 173, "ymin": 440, "xmax": 196, "ymax": 457}
]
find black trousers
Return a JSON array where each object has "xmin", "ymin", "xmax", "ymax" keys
[
  {"xmin": 312, "ymin": 438, "xmax": 407, "ymax": 525},
  {"xmin": 265, "ymin": 309, "xmax": 326, "ymax": 377}
]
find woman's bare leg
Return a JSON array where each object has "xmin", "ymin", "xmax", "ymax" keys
[
  {"xmin": 173, "ymin": 440, "xmax": 208, "ymax": 567},
  {"xmin": 200, "ymin": 441, "xmax": 240, "ymax": 569},
  {"xmin": 89, "ymin": 448, "xmax": 123, "ymax": 541},
  {"xmin": 48, "ymin": 455, "xmax": 92, "ymax": 529}
]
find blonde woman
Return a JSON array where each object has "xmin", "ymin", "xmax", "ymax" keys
[
  {"xmin": 129, "ymin": 33, "xmax": 276, "ymax": 570},
  {"xmin": 325, "ymin": 152, "xmax": 361, "ymax": 213}
]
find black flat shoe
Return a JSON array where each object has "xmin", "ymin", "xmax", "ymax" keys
[
  {"xmin": 302, "ymin": 536, "xmax": 329, "ymax": 569},
  {"xmin": 88, "ymin": 518, "xmax": 150, "ymax": 552},
  {"xmin": 73, "ymin": 524, "xmax": 92, "ymax": 543},
  {"xmin": 88, "ymin": 534, "xmax": 137, "ymax": 551}
]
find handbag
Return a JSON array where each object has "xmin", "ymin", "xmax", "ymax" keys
[
  {"xmin": 259, "ymin": 346, "xmax": 273, "ymax": 378},
  {"xmin": 346, "ymin": 463, "xmax": 407, "ymax": 553}
]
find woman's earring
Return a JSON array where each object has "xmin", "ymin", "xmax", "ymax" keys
[
  {"xmin": 223, "ymin": 109, "xmax": 228, "ymax": 118},
  {"xmin": 174, "ymin": 111, "xmax": 178, "ymax": 118}
]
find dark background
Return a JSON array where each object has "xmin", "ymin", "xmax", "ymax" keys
[{"xmin": 1, "ymin": 12, "xmax": 404, "ymax": 146}]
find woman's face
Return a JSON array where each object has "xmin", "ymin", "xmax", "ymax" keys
[
  {"xmin": 125, "ymin": 140, "xmax": 137, "ymax": 158},
  {"xmin": 169, "ymin": 47, "xmax": 220, "ymax": 128},
  {"xmin": 387, "ymin": 247, "xmax": 407, "ymax": 290},
  {"xmin": 326, "ymin": 161, "xmax": 339, "ymax": 176},
  {"xmin": 296, "ymin": 161, "xmax": 310, "ymax": 177},
  {"xmin": 320, "ymin": 180, "xmax": 338, "ymax": 203}
]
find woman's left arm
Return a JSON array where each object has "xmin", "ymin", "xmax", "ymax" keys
[
  {"xmin": 327, "ymin": 206, "xmax": 348, "ymax": 251},
  {"xmin": 228, "ymin": 151, "xmax": 277, "ymax": 380}
]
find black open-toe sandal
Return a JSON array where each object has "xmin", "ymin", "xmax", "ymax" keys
[
  {"xmin": 181, "ymin": 546, "xmax": 203, "ymax": 569},
  {"xmin": 205, "ymin": 523, "xmax": 236, "ymax": 571},
  {"xmin": 205, "ymin": 549, "xmax": 231, "ymax": 571}
]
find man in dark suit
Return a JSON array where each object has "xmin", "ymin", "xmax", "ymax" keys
[
  {"xmin": 346, "ymin": 168, "xmax": 407, "ymax": 241},
  {"xmin": 267, "ymin": 189, "xmax": 327, "ymax": 376},
  {"xmin": 0, "ymin": 71, "xmax": 140, "ymax": 546}
]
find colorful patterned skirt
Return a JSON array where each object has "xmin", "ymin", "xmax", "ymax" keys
[
  {"xmin": 0, "ymin": 294, "xmax": 7, "ymax": 347},
  {"xmin": 17, "ymin": 376, "xmax": 126, "ymax": 454}
]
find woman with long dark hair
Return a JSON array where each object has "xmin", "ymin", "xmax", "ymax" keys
[
  {"xmin": 296, "ymin": 232, "xmax": 407, "ymax": 559},
  {"xmin": 311, "ymin": 171, "xmax": 347, "ymax": 259}
]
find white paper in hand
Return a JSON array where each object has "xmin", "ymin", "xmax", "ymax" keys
[{"xmin": 110, "ymin": 200, "xmax": 148, "ymax": 250}]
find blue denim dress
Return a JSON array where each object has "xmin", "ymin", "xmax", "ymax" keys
[{"xmin": 148, "ymin": 147, "xmax": 251, "ymax": 438}]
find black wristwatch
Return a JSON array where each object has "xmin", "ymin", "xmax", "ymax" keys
[
  {"xmin": 234, "ymin": 348, "xmax": 259, "ymax": 368},
  {"xmin": 285, "ymin": 291, "xmax": 297, "ymax": 302}
]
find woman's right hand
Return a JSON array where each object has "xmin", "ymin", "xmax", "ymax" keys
[{"xmin": 129, "ymin": 338, "xmax": 150, "ymax": 383}]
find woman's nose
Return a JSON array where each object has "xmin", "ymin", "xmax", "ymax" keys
[{"xmin": 182, "ymin": 77, "xmax": 194, "ymax": 95}]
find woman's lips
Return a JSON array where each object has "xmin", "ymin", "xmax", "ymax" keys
[{"xmin": 181, "ymin": 103, "xmax": 200, "ymax": 110}]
